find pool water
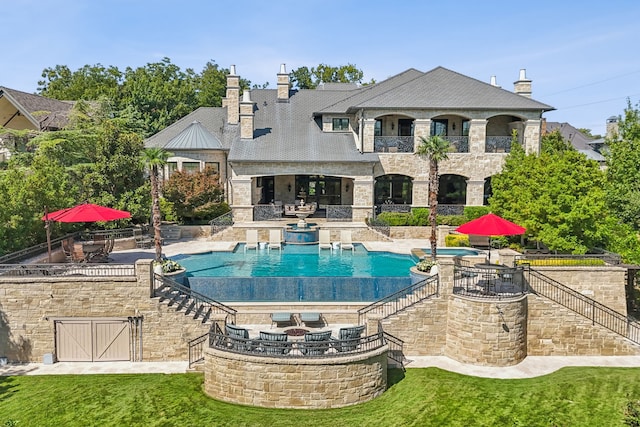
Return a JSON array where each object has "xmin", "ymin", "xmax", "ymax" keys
[{"xmin": 175, "ymin": 244, "xmax": 416, "ymax": 278}]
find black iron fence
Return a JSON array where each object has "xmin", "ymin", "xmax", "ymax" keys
[
  {"xmin": 189, "ymin": 323, "xmax": 223, "ymax": 367},
  {"xmin": 0, "ymin": 263, "xmax": 136, "ymax": 277},
  {"xmin": 453, "ymin": 264, "xmax": 526, "ymax": 300},
  {"xmin": 209, "ymin": 211, "xmax": 233, "ymax": 235},
  {"xmin": 382, "ymin": 330, "xmax": 405, "ymax": 368},
  {"xmin": 0, "ymin": 232, "xmax": 81, "ymax": 264},
  {"xmin": 208, "ymin": 331, "xmax": 386, "ymax": 359},
  {"xmin": 358, "ymin": 275, "xmax": 439, "ymax": 324}
]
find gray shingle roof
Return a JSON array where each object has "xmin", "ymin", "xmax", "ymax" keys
[
  {"xmin": 144, "ymin": 108, "xmax": 234, "ymax": 149},
  {"xmin": 0, "ymin": 86, "xmax": 74, "ymax": 129},
  {"xmin": 545, "ymin": 122, "xmax": 605, "ymax": 162},
  {"xmin": 164, "ymin": 120, "xmax": 223, "ymax": 150}
]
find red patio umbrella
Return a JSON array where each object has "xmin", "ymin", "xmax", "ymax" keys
[
  {"xmin": 456, "ymin": 213, "xmax": 525, "ymax": 236},
  {"xmin": 42, "ymin": 203, "xmax": 131, "ymax": 262},
  {"xmin": 455, "ymin": 213, "xmax": 525, "ymax": 262},
  {"xmin": 43, "ymin": 203, "xmax": 131, "ymax": 223}
]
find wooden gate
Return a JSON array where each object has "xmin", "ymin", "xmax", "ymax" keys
[{"xmin": 56, "ymin": 319, "xmax": 130, "ymax": 362}]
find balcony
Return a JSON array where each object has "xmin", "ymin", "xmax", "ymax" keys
[
  {"xmin": 485, "ymin": 136, "xmax": 512, "ymax": 153},
  {"xmin": 442, "ymin": 136, "xmax": 469, "ymax": 153},
  {"xmin": 374, "ymin": 136, "xmax": 414, "ymax": 153}
]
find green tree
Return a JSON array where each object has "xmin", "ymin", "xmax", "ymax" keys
[
  {"xmin": 415, "ymin": 135, "xmax": 450, "ymax": 261},
  {"xmin": 142, "ymin": 148, "xmax": 171, "ymax": 261},
  {"xmin": 119, "ymin": 58, "xmax": 199, "ymax": 136},
  {"xmin": 162, "ymin": 166, "xmax": 227, "ymax": 222},
  {"xmin": 490, "ymin": 130, "xmax": 611, "ymax": 253},
  {"xmin": 38, "ymin": 64, "xmax": 123, "ymax": 101},
  {"xmin": 605, "ymin": 101, "xmax": 640, "ymax": 230},
  {"xmin": 194, "ymin": 61, "xmax": 229, "ymax": 107},
  {"xmin": 289, "ymin": 64, "xmax": 366, "ymax": 89}
]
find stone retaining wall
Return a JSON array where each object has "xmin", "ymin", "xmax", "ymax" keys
[
  {"xmin": 0, "ymin": 260, "xmax": 210, "ymax": 363},
  {"xmin": 203, "ymin": 345, "xmax": 388, "ymax": 409}
]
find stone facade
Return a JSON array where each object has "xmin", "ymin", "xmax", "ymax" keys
[{"xmin": 203, "ymin": 345, "xmax": 388, "ymax": 409}]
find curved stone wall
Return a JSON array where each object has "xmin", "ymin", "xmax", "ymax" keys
[
  {"xmin": 203, "ymin": 345, "xmax": 388, "ymax": 409},
  {"xmin": 445, "ymin": 294, "xmax": 527, "ymax": 366}
]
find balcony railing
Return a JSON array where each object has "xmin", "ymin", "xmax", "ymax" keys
[
  {"xmin": 374, "ymin": 136, "xmax": 414, "ymax": 153},
  {"xmin": 485, "ymin": 136, "xmax": 512, "ymax": 153},
  {"xmin": 442, "ymin": 136, "xmax": 469, "ymax": 153}
]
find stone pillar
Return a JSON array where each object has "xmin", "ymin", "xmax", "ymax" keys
[
  {"xmin": 231, "ymin": 178, "xmax": 254, "ymax": 222},
  {"xmin": 366, "ymin": 314, "xmax": 384, "ymax": 335},
  {"xmin": 413, "ymin": 119, "xmax": 431, "ymax": 153},
  {"xmin": 135, "ymin": 259, "xmax": 154, "ymax": 298},
  {"xmin": 363, "ymin": 119, "xmax": 375, "ymax": 153},
  {"xmin": 468, "ymin": 119, "xmax": 487, "ymax": 154},
  {"xmin": 465, "ymin": 179, "xmax": 486, "ymax": 206},
  {"xmin": 411, "ymin": 180, "xmax": 429, "ymax": 207},
  {"xmin": 523, "ymin": 119, "xmax": 541, "ymax": 155},
  {"xmin": 437, "ymin": 258, "xmax": 455, "ymax": 297}
]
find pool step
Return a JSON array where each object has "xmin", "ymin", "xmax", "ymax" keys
[{"xmin": 411, "ymin": 248, "xmax": 426, "ymax": 260}]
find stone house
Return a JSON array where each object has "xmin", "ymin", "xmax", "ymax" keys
[{"xmin": 144, "ymin": 65, "xmax": 554, "ymax": 222}]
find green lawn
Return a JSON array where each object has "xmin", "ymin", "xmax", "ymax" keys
[{"xmin": 2, "ymin": 368, "xmax": 640, "ymax": 426}]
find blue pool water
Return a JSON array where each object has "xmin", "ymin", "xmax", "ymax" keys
[{"xmin": 176, "ymin": 244, "xmax": 415, "ymax": 278}]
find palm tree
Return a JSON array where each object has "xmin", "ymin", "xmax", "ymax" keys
[
  {"xmin": 415, "ymin": 135, "xmax": 450, "ymax": 262},
  {"xmin": 142, "ymin": 147, "xmax": 171, "ymax": 261}
]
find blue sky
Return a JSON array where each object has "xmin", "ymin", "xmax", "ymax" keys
[{"xmin": 2, "ymin": 0, "xmax": 639, "ymax": 136}]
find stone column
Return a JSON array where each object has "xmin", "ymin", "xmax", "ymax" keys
[
  {"xmin": 437, "ymin": 258, "xmax": 455, "ymax": 297},
  {"xmin": 468, "ymin": 119, "xmax": 487, "ymax": 154},
  {"xmin": 412, "ymin": 180, "xmax": 429, "ymax": 207},
  {"xmin": 231, "ymin": 178, "xmax": 254, "ymax": 222},
  {"xmin": 363, "ymin": 119, "xmax": 375, "ymax": 153},
  {"xmin": 352, "ymin": 177, "xmax": 374, "ymax": 221},
  {"xmin": 523, "ymin": 119, "xmax": 541, "ymax": 155},
  {"xmin": 135, "ymin": 259, "xmax": 154, "ymax": 298},
  {"xmin": 413, "ymin": 119, "xmax": 431, "ymax": 153},
  {"xmin": 466, "ymin": 179, "xmax": 486, "ymax": 206}
]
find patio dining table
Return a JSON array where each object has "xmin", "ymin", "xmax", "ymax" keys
[{"xmin": 474, "ymin": 263, "xmax": 513, "ymax": 294}]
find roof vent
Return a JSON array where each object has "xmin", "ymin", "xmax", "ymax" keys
[{"xmin": 230, "ymin": 64, "xmax": 236, "ymax": 75}]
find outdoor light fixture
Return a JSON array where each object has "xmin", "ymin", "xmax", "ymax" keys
[
  {"xmin": 288, "ymin": 184, "xmax": 292, "ymax": 192},
  {"xmin": 346, "ymin": 183, "xmax": 350, "ymax": 192},
  {"xmin": 391, "ymin": 122, "xmax": 395, "ymax": 130},
  {"xmin": 452, "ymin": 122, "xmax": 456, "ymax": 130}
]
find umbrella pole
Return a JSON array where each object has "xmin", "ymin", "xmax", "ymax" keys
[{"xmin": 44, "ymin": 206, "xmax": 52, "ymax": 263}]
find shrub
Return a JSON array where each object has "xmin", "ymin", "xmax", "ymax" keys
[
  {"xmin": 437, "ymin": 215, "xmax": 467, "ymax": 226},
  {"xmin": 377, "ymin": 212, "xmax": 412, "ymax": 226},
  {"xmin": 463, "ymin": 206, "xmax": 491, "ymax": 221},
  {"xmin": 409, "ymin": 208, "xmax": 430, "ymax": 225},
  {"xmin": 446, "ymin": 234, "xmax": 469, "ymax": 247},
  {"xmin": 415, "ymin": 259, "xmax": 437, "ymax": 272}
]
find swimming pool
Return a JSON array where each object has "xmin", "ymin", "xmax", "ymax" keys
[
  {"xmin": 175, "ymin": 244, "xmax": 480, "ymax": 303},
  {"xmin": 176, "ymin": 244, "xmax": 415, "ymax": 277}
]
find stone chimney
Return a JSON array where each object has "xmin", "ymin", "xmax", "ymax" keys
[
  {"xmin": 490, "ymin": 75, "xmax": 501, "ymax": 88},
  {"xmin": 222, "ymin": 64, "xmax": 240, "ymax": 125},
  {"xmin": 606, "ymin": 116, "xmax": 619, "ymax": 138},
  {"xmin": 240, "ymin": 90, "xmax": 255, "ymax": 139},
  {"xmin": 277, "ymin": 63, "xmax": 290, "ymax": 102},
  {"xmin": 513, "ymin": 69, "xmax": 532, "ymax": 98}
]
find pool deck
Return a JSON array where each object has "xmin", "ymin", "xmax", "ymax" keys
[{"xmin": 108, "ymin": 236, "xmax": 492, "ymax": 264}]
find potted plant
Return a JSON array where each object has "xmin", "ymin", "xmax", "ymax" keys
[
  {"xmin": 154, "ymin": 258, "xmax": 186, "ymax": 285},
  {"xmin": 410, "ymin": 259, "xmax": 438, "ymax": 284}
]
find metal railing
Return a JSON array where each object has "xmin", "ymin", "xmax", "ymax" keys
[
  {"xmin": 453, "ymin": 264, "xmax": 526, "ymax": 300},
  {"xmin": 326, "ymin": 205, "xmax": 352, "ymax": 221},
  {"xmin": 207, "ymin": 331, "xmax": 386, "ymax": 359},
  {"xmin": 442, "ymin": 136, "xmax": 469, "ymax": 153},
  {"xmin": 374, "ymin": 136, "xmax": 414, "ymax": 153},
  {"xmin": 527, "ymin": 269, "xmax": 640, "ymax": 343},
  {"xmin": 0, "ymin": 232, "xmax": 81, "ymax": 264},
  {"xmin": 0, "ymin": 263, "xmax": 136, "ymax": 277},
  {"xmin": 81, "ymin": 227, "xmax": 137, "ymax": 240},
  {"xmin": 358, "ymin": 275, "xmax": 439, "ymax": 324},
  {"xmin": 485, "ymin": 136, "xmax": 512, "ymax": 153},
  {"xmin": 153, "ymin": 274, "xmax": 237, "ymax": 324},
  {"xmin": 189, "ymin": 323, "xmax": 222, "ymax": 368},
  {"xmin": 382, "ymin": 330, "xmax": 405, "ymax": 369},
  {"xmin": 515, "ymin": 253, "xmax": 622, "ymax": 266},
  {"xmin": 209, "ymin": 211, "xmax": 233, "ymax": 235},
  {"xmin": 367, "ymin": 217, "xmax": 390, "ymax": 237}
]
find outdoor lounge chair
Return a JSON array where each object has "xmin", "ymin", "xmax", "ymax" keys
[
  {"xmin": 268, "ymin": 229, "xmax": 282, "ymax": 251},
  {"xmin": 318, "ymin": 229, "xmax": 332, "ymax": 252},
  {"xmin": 225, "ymin": 324, "xmax": 253, "ymax": 351},
  {"xmin": 258, "ymin": 331, "xmax": 290, "ymax": 355},
  {"xmin": 134, "ymin": 228, "xmax": 153, "ymax": 249},
  {"xmin": 271, "ymin": 312, "xmax": 293, "ymax": 328},
  {"xmin": 299, "ymin": 312, "xmax": 322, "ymax": 326},
  {"xmin": 299, "ymin": 330, "xmax": 332, "ymax": 356},
  {"xmin": 332, "ymin": 325, "xmax": 366, "ymax": 352},
  {"xmin": 340, "ymin": 230, "xmax": 354, "ymax": 253},
  {"xmin": 244, "ymin": 229, "xmax": 259, "ymax": 253}
]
